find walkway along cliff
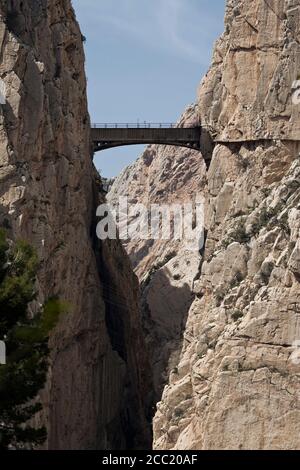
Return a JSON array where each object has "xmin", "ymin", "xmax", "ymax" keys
[{"xmin": 0, "ymin": 0, "xmax": 300, "ymax": 451}]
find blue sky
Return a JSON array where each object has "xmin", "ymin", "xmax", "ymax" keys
[{"xmin": 72, "ymin": 0, "xmax": 225, "ymax": 177}]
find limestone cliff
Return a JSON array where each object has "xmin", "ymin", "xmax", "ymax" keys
[
  {"xmin": 0, "ymin": 0, "xmax": 150, "ymax": 449},
  {"xmin": 109, "ymin": 0, "xmax": 300, "ymax": 450},
  {"xmin": 108, "ymin": 105, "xmax": 207, "ymax": 401},
  {"xmin": 199, "ymin": 0, "xmax": 300, "ymax": 142}
]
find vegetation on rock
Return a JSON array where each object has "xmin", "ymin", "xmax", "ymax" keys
[{"xmin": 0, "ymin": 230, "xmax": 68, "ymax": 449}]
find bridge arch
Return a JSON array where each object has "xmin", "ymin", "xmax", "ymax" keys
[{"xmin": 91, "ymin": 123, "xmax": 201, "ymax": 153}]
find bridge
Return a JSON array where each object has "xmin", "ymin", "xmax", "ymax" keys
[{"xmin": 91, "ymin": 123, "xmax": 201, "ymax": 152}]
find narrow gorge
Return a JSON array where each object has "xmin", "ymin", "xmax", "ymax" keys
[{"xmin": 0, "ymin": 0, "xmax": 300, "ymax": 451}]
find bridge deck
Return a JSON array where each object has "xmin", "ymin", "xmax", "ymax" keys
[{"xmin": 91, "ymin": 123, "xmax": 201, "ymax": 152}]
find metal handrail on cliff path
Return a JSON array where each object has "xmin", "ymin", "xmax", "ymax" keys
[{"xmin": 91, "ymin": 123, "xmax": 177, "ymax": 129}]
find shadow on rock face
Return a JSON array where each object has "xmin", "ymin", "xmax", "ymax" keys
[{"xmin": 141, "ymin": 258, "xmax": 197, "ymax": 408}]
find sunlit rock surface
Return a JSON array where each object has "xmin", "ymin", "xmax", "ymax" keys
[
  {"xmin": 109, "ymin": 0, "xmax": 300, "ymax": 450},
  {"xmin": 0, "ymin": 0, "xmax": 150, "ymax": 450}
]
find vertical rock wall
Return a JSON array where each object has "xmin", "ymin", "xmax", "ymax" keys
[
  {"xmin": 109, "ymin": 0, "xmax": 300, "ymax": 450},
  {"xmin": 154, "ymin": 0, "xmax": 300, "ymax": 449},
  {"xmin": 108, "ymin": 106, "xmax": 207, "ymax": 401},
  {"xmin": 0, "ymin": 0, "xmax": 150, "ymax": 450}
]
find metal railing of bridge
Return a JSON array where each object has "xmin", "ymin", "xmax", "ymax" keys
[{"xmin": 91, "ymin": 123, "xmax": 177, "ymax": 129}]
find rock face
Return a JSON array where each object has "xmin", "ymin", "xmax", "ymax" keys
[
  {"xmin": 109, "ymin": 105, "xmax": 207, "ymax": 400},
  {"xmin": 0, "ymin": 1, "xmax": 150, "ymax": 449},
  {"xmin": 109, "ymin": 0, "xmax": 300, "ymax": 450},
  {"xmin": 1, "ymin": 0, "xmax": 299, "ymax": 451},
  {"xmin": 199, "ymin": 0, "xmax": 300, "ymax": 142},
  {"xmin": 154, "ymin": 141, "xmax": 300, "ymax": 450}
]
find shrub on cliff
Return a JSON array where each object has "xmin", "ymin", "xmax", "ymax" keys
[{"xmin": 0, "ymin": 229, "xmax": 67, "ymax": 449}]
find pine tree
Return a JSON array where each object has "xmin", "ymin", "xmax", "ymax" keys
[{"xmin": 0, "ymin": 229, "xmax": 67, "ymax": 449}]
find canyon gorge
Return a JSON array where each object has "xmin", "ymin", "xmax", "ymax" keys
[{"xmin": 0, "ymin": 0, "xmax": 300, "ymax": 450}]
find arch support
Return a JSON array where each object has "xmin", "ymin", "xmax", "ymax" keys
[{"xmin": 91, "ymin": 125, "xmax": 201, "ymax": 153}]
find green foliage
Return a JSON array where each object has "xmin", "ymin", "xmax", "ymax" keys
[
  {"xmin": 229, "ymin": 271, "xmax": 244, "ymax": 290},
  {"xmin": 12, "ymin": 298, "xmax": 69, "ymax": 347},
  {"xmin": 236, "ymin": 156, "xmax": 250, "ymax": 171},
  {"xmin": 0, "ymin": 230, "xmax": 8, "ymax": 280},
  {"xmin": 261, "ymin": 187, "xmax": 272, "ymax": 199},
  {"xmin": 0, "ymin": 230, "xmax": 67, "ymax": 449},
  {"xmin": 151, "ymin": 251, "xmax": 177, "ymax": 273},
  {"xmin": 231, "ymin": 310, "xmax": 244, "ymax": 321},
  {"xmin": 277, "ymin": 210, "xmax": 291, "ymax": 236},
  {"xmin": 250, "ymin": 206, "xmax": 276, "ymax": 236},
  {"xmin": 222, "ymin": 220, "xmax": 250, "ymax": 248},
  {"xmin": 0, "ymin": 237, "xmax": 38, "ymax": 335},
  {"xmin": 231, "ymin": 223, "xmax": 251, "ymax": 244},
  {"xmin": 142, "ymin": 251, "xmax": 177, "ymax": 287},
  {"xmin": 173, "ymin": 408, "xmax": 184, "ymax": 418}
]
